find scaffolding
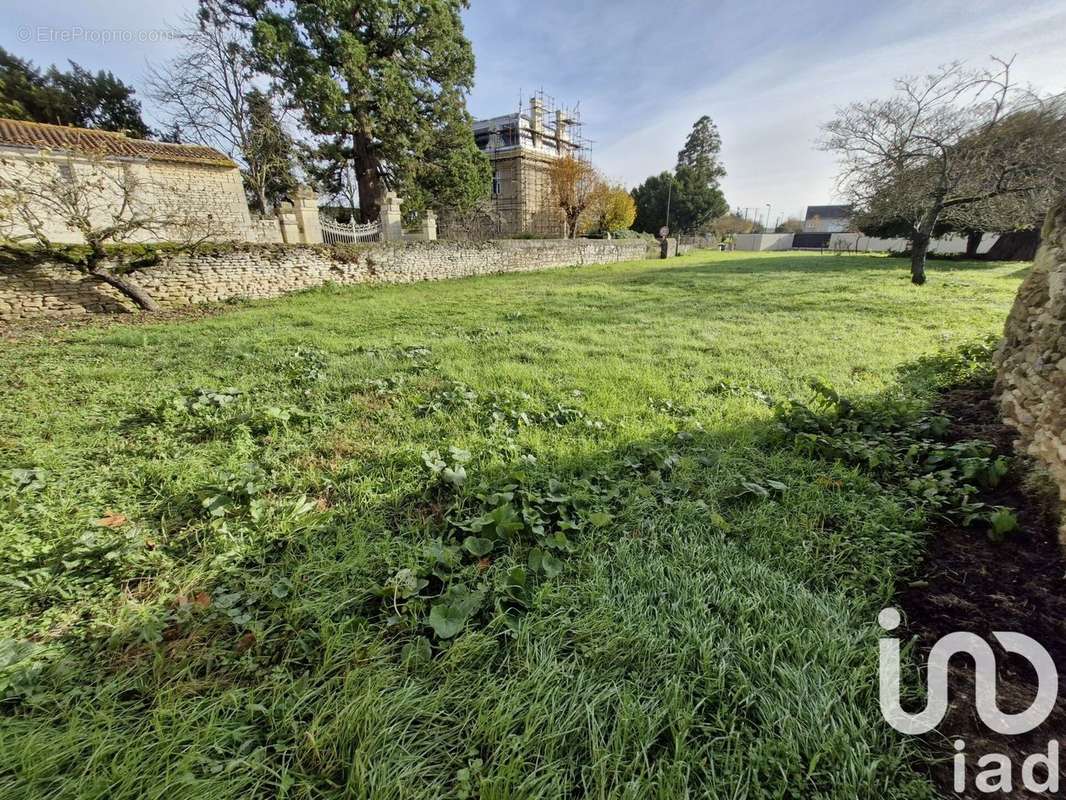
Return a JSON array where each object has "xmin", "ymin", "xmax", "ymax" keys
[{"xmin": 471, "ymin": 89, "xmax": 592, "ymax": 237}]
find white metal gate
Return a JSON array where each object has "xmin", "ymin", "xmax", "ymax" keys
[{"xmin": 320, "ymin": 217, "xmax": 381, "ymax": 244}]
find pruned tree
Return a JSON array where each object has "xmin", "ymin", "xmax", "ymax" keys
[
  {"xmin": 148, "ymin": 13, "xmax": 296, "ymax": 214},
  {"xmin": 548, "ymin": 156, "xmax": 600, "ymax": 238},
  {"xmin": 822, "ymin": 57, "xmax": 1066, "ymax": 284},
  {"xmin": 0, "ymin": 151, "xmax": 218, "ymax": 310},
  {"xmin": 711, "ymin": 213, "xmax": 754, "ymax": 238},
  {"xmin": 436, "ymin": 200, "xmax": 504, "ymax": 242}
]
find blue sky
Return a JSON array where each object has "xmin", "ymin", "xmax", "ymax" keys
[{"xmin": 3, "ymin": 0, "xmax": 1066, "ymax": 220}]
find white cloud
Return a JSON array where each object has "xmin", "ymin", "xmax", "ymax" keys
[
  {"xmin": 594, "ymin": 0, "xmax": 1066, "ymax": 220},
  {"xmin": 4, "ymin": 0, "xmax": 1064, "ymax": 224}
]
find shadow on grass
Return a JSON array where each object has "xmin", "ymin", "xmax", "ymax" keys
[
  {"xmin": 625, "ymin": 253, "xmax": 1021, "ymax": 282},
  {"xmin": 1, "ymin": 338, "xmax": 1031, "ymax": 800}
]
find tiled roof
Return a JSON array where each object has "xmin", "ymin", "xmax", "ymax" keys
[
  {"xmin": 0, "ymin": 118, "xmax": 236, "ymax": 167},
  {"xmin": 804, "ymin": 205, "xmax": 853, "ymax": 221}
]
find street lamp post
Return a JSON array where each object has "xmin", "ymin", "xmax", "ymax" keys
[{"xmin": 766, "ymin": 203, "xmax": 772, "ymax": 233}]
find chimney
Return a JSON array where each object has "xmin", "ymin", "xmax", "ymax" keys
[
  {"xmin": 529, "ymin": 97, "xmax": 543, "ymax": 148},
  {"xmin": 554, "ymin": 110, "xmax": 568, "ymax": 155}
]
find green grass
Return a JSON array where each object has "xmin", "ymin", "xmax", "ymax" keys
[{"xmin": 0, "ymin": 251, "xmax": 1024, "ymax": 799}]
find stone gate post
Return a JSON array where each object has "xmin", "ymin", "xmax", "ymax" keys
[{"xmin": 379, "ymin": 192, "xmax": 404, "ymax": 242}]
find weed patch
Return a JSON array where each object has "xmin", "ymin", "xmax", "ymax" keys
[{"xmin": 0, "ymin": 252, "xmax": 1025, "ymax": 798}]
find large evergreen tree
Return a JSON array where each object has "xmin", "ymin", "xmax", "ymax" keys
[
  {"xmin": 401, "ymin": 88, "xmax": 491, "ymax": 219},
  {"xmin": 631, "ymin": 116, "xmax": 728, "ymax": 235},
  {"xmin": 244, "ymin": 88, "xmax": 298, "ymax": 212},
  {"xmin": 631, "ymin": 172, "xmax": 676, "ymax": 235},
  {"xmin": 672, "ymin": 115, "xmax": 727, "ymax": 232},
  {"xmin": 676, "ymin": 115, "xmax": 725, "ymax": 180},
  {"xmin": 0, "ymin": 48, "xmax": 150, "ymax": 137},
  {"xmin": 209, "ymin": 0, "xmax": 488, "ymax": 222}
]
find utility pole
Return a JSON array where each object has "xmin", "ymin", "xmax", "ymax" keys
[{"xmin": 664, "ymin": 178, "xmax": 673, "ymax": 233}]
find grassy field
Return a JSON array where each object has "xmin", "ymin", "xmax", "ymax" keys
[{"xmin": 0, "ymin": 251, "xmax": 1024, "ymax": 799}]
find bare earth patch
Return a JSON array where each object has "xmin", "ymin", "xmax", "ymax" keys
[{"xmin": 900, "ymin": 380, "xmax": 1066, "ymax": 799}]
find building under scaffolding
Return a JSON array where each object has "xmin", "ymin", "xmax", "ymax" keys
[{"xmin": 472, "ymin": 92, "xmax": 589, "ymax": 237}]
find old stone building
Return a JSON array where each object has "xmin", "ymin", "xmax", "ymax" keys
[
  {"xmin": 472, "ymin": 97, "xmax": 582, "ymax": 237},
  {"xmin": 0, "ymin": 118, "xmax": 340, "ymax": 247},
  {"xmin": 0, "ymin": 118, "xmax": 261, "ymax": 243}
]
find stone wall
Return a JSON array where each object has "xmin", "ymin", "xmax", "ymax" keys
[
  {"xmin": 995, "ymin": 198, "xmax": 1066, "ymax": 538},
  {"xmin": 146, "ymin": 161, "xmax": 253, "ymax": 241},
  {"xmin": 0, "ymin": 238, "xmax": 650, "ymax": 319},
  {"xmin": 0, "ymin": 149, "xmax": 254, "ymax": 245}
]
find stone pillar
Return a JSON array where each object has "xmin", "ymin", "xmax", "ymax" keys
[
  {"xmin": 530, "ymin": 97, "xmax": 543, "ymax": 149},
  {"xmin": 276, "ymin": 202, "xmax": 301, "ymax": 245},
  {"xmin": 420, "ymin": 209, "xmax": 437, "ymax": 242},
  {"xmin": 293, "ymin": 185, "xmax": 322, "ymax": 244},
  {"xmin": 554, "ymin": 109, "xmax": 568, "ymax": 155},
  {"xmin": 379, "ymin": 191, "xmax": 404, "ymax": 242}
]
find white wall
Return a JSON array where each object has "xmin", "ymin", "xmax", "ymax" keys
[
  {"xmin": 734, "ymin": 233, "xmax": 794, "ymax": 251},
  {"xmin": 828, "ymin": 233, "xmax": 1000, "ymax": 254}
]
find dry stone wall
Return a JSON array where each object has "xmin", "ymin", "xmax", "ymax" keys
[
  {"xmin": 995, "ymin": 198, "xmax": 1066, "ymax": 538},
  {"xmin": 0, "ymin": 239, "xmax": 652, "ymax": 319}
]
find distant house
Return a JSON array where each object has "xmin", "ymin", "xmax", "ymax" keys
[
  {"xmin": 472, "ymin": 97, "xmax": 581, "ymax": 237},
  {"xmin": 803, "ymin": 205, "xmax": 853, "ymax": 233}
]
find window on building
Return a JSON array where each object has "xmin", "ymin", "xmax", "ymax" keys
[{"xmin": 492, "ymin": 168, "xmax": 502, "ymax": 197}]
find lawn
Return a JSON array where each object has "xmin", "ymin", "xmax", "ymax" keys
[{"xmin": 0, "ymin": 251, "xmax": 1024, "ymax": 799}]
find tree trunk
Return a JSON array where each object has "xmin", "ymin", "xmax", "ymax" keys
[
  {"xmin": 89, "ymin": 265, "xmax": 162, "ymax": 312},
  {"xmin": 965, "ymin": 230, "xmax": 983, "ymax": 259},
  {"xmin": 910, "ymin": 208, "xmax": 940, "ymax": 285},
  {"xmin": 352, "ymin": 128, "xmax": 382, "ymax": 224},
  {"xmin": 910, "ymin": 235, "xmax": 930, "ymax": 285}
]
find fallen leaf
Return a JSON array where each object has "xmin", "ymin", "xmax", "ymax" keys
[
  {"xmin": 235, "ymin": 631, "xmax": 256, "ymax": 654},
  {"xmin": 95, "ymin": 511, "xmax": 128, "ymax": 528},
  {"xmin": 191, "ymin": 591, "xmax": 211, "ymax": 609},
  {"xmin": 477, "ymin": 557, "xmax": 492, "ymax": 572},
  {"xmin": 314, "ymin": 496, "xmax": 330, "ymax": 511}
]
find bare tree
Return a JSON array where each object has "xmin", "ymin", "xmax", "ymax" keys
[
  {"xmin": 710, "ymin": 213, "xmax": 755, "ymax": 238},
  {"xmin": 0, "ymin": 151, "xmax": 218, "ymax": 310},
  {"xmin": 147, "ymin": 13, "xmax": 294, "ymax": 214},
  {"xmin": 548, "ymin": 156, "xmax": 602, "ymax": 239},
  {"xmin": 822, "ymin": 57, "xmax": 1066, "ymax": 284}
]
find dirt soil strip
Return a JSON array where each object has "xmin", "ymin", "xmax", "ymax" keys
[{"xmin": 899, "ymin": 381, "xmax": 1066, "ymax": 799}]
